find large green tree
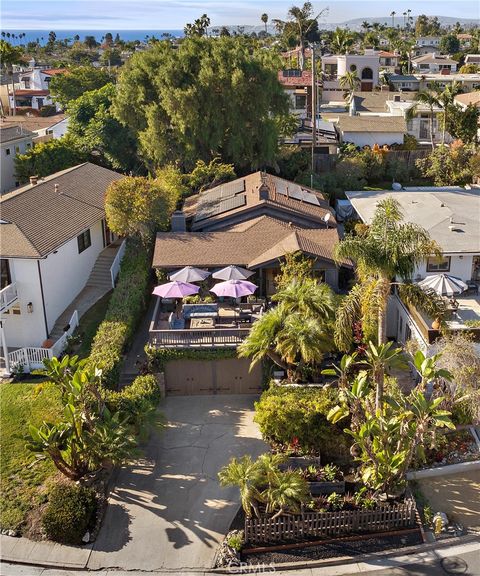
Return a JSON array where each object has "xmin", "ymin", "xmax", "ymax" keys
[
  {"xmin": 49, "ymin": 65, "xmax": 112, "ymax": 109},
  {"xmin": 67, "ymin": 83, "xmax": 137, "ymax": 171},
  {"xmin": 0, "ymin": 40, "xmax": 24, "ymax": 115},
  {"xmin": 15, "ymin": 137, "xmax": 86, "ymax": 183},
  {"xmin": 113, "ymin": 37, "xmax": 289, "ymax": 172}
]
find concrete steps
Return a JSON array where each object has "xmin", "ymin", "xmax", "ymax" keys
[{"xmin": 49, "ymin": 243, "xmax": 121, "ymax": 342}]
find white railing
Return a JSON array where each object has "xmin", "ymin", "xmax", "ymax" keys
[
  {"xmin": 0, "ymin": 283, "xmax": 18, "ymax": 313},
  {"xmin": 7, "ymin": 310, "xmax": 79, "ymax": 373},
  {"xmin": 110, "ymin": 239, "xmax": 127, "ymax": 288}
]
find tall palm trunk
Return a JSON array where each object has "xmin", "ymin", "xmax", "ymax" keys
[
  {"xmin": 10, "ymin": 70, "xmax": 16, "ymax": 116},
  {"xmin": 429, "ymin": 105, "xmax": 435, "ymax": 149}
]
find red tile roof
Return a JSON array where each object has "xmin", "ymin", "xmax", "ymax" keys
[
  {"xmin": 41, "ymin": 68, "xmax": 67, "ymax": 76},
  {"xmin": 278, "ymin": 70, "xmax": 313, "ymax": 87},
  {"xmin": 10, "ymin": 89, "xmax": 50, "ymax": 96},
  {"xmin": 379, "ymin": 51, "xmax": 399, "ymax": 58}
]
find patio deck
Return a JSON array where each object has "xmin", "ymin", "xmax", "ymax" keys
[{"xmin": 148, "ymin": 299, "xmax": 262, "ymax": 349}]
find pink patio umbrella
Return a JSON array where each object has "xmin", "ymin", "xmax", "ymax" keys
[
  {"xmin": 152, "ymin": 281, "xmax": 200, "ymax": 299},
  {"xmin": 210, "ymin": 279, "xmax": 258, "ymax": 298}
]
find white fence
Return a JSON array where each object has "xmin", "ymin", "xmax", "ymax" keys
[
  {"xmin": 110, "ymin": 239, "xmax": 127, "ymax": 288},
  {"xmin": 0, "ymin": 283, "xmax": 18, "ymax": 313},
  {"xmin": 7, "ymin": 310, "xmax": 79, "ymax": 373}
]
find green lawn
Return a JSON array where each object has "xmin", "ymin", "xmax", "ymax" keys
[
  {"xmin": 75, "ymin": 291, "xmax": 112, "ymax": 358},
  {"xmin": 0, "ymin": 380, "xmax": 62, "ymax": 531}
]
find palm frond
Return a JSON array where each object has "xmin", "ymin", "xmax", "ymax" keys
[
  {"xmin": 398, "ymin": 282, "xmax": 447, "ymax": 323},
  {"xmin": 334, "ymin": 283, "xmax": 363, "ymax": 352}
]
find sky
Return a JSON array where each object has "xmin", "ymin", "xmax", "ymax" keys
[{"xmin": 1, "ymin": 0, "xmax": 479, "ymax": 30}]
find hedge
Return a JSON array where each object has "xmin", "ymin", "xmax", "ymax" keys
[
  {"xmin": 254, "ymin": 385, "xmax": 351, "ymax": 462},
  {"xmin": 42, "ymin": 483, "xmax": 97, "ymax": 545},
  {"xmin": 145, "ymin": 346, "xmax": 237, "ymax": 372},
  {"xmin": 105, "ymin": 374, "xmax": 161, "ymax": 430},
  {"xmin": 88, "ymin": 240, "xmax": 150, "ymax": 388}
]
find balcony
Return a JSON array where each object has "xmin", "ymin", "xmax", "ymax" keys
[{"xmin": 0, "ymin": 283, "xmax": 18, "ymax": 313}]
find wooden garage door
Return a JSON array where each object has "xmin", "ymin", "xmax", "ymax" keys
[{"xmin": 164, "ymin": 358, "xmax": 262, "ymax": 396}]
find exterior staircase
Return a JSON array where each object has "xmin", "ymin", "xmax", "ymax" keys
[{"xmin": 49, "ymin": 242, "xmax": 121, "ymax": 341}]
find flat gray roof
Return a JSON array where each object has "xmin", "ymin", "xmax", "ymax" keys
[{"xmin": 346, "ymin": 187, "xmax": 480, "ymax": 254}]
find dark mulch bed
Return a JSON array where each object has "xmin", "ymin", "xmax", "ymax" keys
[{"xmin": 243, "ymin": 530, "xmax": 423, "ymax": 564}]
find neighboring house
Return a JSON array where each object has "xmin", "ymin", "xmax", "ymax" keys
[
  {"xmin": 388, "ymin": 74, "xmax": 421, "ymax": 92},
  {"xmin": 8, "ymin": 67, "xmax": 66, "ymax": 112},
  {"xmin": 457, "ymin": 33, "xmax": 473, "ymax": 49},
  {"xmin": 378, "ymin": 51, "xmax": 401, "ymax": 74},
  {"xmin": 0, "ymin": 114, "xmax": 68, "ymax": 142},
  {"xmin": 385, "ymin": 97, "xmax": 448, "ymax": 145},
  {"xmin": 465, "ymin": 54, "xmax": 480, "ymax": 66},
  {"xmin": 413, "ymin": 37, "xmax": 442, "ymax": 57},
  {"xmin": 346, "ymin": 186, "xmax": 480, "ymax": 351},
  {"xmin": 0, "ymin": 163, "xmax": 124, "ymax": 372},
  {"xmin": 277, "ymin": 69, "xmax": 313, "ymax": 119},
  {"xmin": 335, "ymin": 115, "xmax": 407, "ymax": 147},
  {"xmin": 321, "ymin": 51, "xmax": 380, "ymax": 101},
  {"xmin": 412, "ymin": 53, "xmax": 458, "ymax": 74},
  {"xmin": 0, "ymin": 125, "xmax": 34, "ymax": 194}
]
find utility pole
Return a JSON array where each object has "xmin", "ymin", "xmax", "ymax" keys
[{"xmin": 311, "ymin": 44, "xmax": 316, "ymax": 188}]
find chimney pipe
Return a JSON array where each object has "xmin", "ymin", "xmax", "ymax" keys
[
  {"xmin": 55, "ymin": 183, "xmax": 60, "ymax": 193},
  {"xmin": 30, "ymin": 175, "xmax": 38, "ymax": 186}
]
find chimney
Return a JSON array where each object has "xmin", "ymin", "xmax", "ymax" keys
[
  {"xmin": 171, "ymin": 210, "xmax": 186, "ymax": 232},
  {"xmin": 286, "ymin": 186, "xmax": 290, "ymax": 199},
  {"xmin": 30, "ymin": 175, "xmax": 38, "ymax": 186}
]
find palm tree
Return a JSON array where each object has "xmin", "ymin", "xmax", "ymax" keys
[
  {"xmin": 261, "ymin": 13, "xmax": 268, "ymax": 33},
  {"xmin": 339, "ymin": 70, "xmax": 360, "ymax": 100},
  {"xmin": 390, "ymin": 11, "xmax": 396, "ymax": 28},
  {"xmin": 361, "ymin": 21, "xmax": 372, "ymax": 33},
  {"xmin": 238, "ymin": 278, "xmax": 336, "ymax": 380},
  {"xmin": 406, "ymin": 86, "xmax": 441, "ymax": 148},
  {"xmin": 435, "ymin": 81, "xmax": 462, "ymax": 145},
  {"xmin": 0, "ymin": 40, "xmax": 23, "ymax": 116},
  {"xmin": 331, "ymin": 27, "xmax": 354, "ymax": 54},
  {"xmin": 218, "ymin": 455, "xmax": 264, "ymax": 517},
  {"xmin": 334, "ymin": 198, "xmax": 445, "ymax": 375},
  {"xmin": 263, "ymin": 469, "xmax": 309, "ymax": 518}
]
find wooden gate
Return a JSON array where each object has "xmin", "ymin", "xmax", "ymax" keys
[{"xmin": 164, "ymin": 358, "xmax": 262, "ymax": 396}]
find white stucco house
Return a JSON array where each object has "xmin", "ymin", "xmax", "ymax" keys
[
  {"xmin": 0, "ymin": 125, "xmax": 34, "ymax": 194},
  {"xmin": 346, "ymin": 186, "xmax": 480, "ymax": 352},
  {"xmin": 412, "ymin": 53, "xmax": 458, "ymax": 74},
  {"xmin": 9, "ymin": 67, "xmax": 65, "ymax": 112},
  {"xmin": 0, "ymin": 163, "xmax": 124, "ymax": 374},
  {"xmin": 321, "ymin": 51, "xmax": 380, "ymax": 101},
  {"xmin": 335, "ymin": 115, "xmax": 407, "ymax": 147}
]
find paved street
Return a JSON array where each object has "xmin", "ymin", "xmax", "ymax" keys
[{"xmin": 87, "ymin": 395, "xmax": 266, "ymax": 571}]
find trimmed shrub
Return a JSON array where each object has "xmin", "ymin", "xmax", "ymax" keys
[
  {"xmin": 105, "ymin": 374, "xmax": 161, "ymax": 430},
  {"xmin": 42, "ymin": 483, "xmax": 97, "ymax": 545},
  {"xmin": 254, "ymin": 385, "xmax": 351, "ymax": 461},
  {"xmin": 88, "ymin": 240, "xmax": 150, "ymax": 388},
  {"xmin": 145, "ymin": 346, "xmax": 237, "ymax": 372}
]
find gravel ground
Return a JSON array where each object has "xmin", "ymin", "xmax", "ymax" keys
[{"xmin": 243, "ymin": 530, "xmax": 424, "ymax": 564}]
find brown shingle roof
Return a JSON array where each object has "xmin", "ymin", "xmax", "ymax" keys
[
  {"xmin": 188, "ymin": 172, "xmax": 334, "ymax": 230},
  {"xmin": 153, "ymin": 216, "xmax": 346, "ymax": 269},
  {"xmin": 351, "ymin": 91, "xmax": 416, "ymax": 113},
  {"xmin": 338, "ymin": 115, "xmax": 407, "ymax": 133},
  {"xmin": 0, "ymin": 163, "xmax": 123, "ymax": 258},
  {"xmin": 413, "ymin": 53, "xmax": 457, "ymax": 65}
]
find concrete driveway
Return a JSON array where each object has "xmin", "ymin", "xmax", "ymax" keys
[{"xmin": 87, "ymin": 395, "xmax": 265, "ymax": 571}]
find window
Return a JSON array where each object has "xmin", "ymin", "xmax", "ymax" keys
[
  {"xmin": 295, "ymin": 94, "xmax": 307, "ymax": 109},
  {"xmin": 5, "ymin": 148, "xmax": 10, "ymax": 156},
  {"xmin": 77, "ymin": 229, "xmax": 91, "ymax": 253},
  {"xmin": 427, "ymin": 256, "xmax": 451, "ymax": 272},
  {"xmin": 361, "ymin": 67, "xmax": 373, "ymax": 80},
  {"xmin": 350, "ymin": 64, "xmax": 357, "ymax": 72},
  {"xmin": 1, "ymin": 259, "xmax": 11, "ymax": 289}
]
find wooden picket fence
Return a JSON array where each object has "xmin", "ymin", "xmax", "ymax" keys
[{"xmin": 244, "ymin": 500, "xmax": 416, "ymax": 544}]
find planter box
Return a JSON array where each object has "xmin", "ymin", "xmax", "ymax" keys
[
  {"xmin": 280, "ymin": 456, "xmax": 320, "ymax": 470},
  {"xmin": 308, "ymin": 480, "xmax": 345, "ymax": 495}
]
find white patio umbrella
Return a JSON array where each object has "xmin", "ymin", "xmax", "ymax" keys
[
  {"xmin": 418, "ymin": 274, "xmax": 468, "ymax": 297},
  {"xmin": 212, "ymin": 265, "xmax": 254, "ymax": 281},
  {"xmin": 169, "ymin": 266, "xmax": 210, "ymax": 283}
]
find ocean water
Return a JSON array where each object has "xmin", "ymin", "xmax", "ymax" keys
[{"xmin": 0, "ymin": 30, "xmax": 185, "ymax": 45}]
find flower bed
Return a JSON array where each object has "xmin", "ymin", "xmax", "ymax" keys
[
  {"xmin": 284, "ymin": 461, "xmax": 346, "ymax": 495},
  {"xmin": 414, "ymin": 429, "xmax": 479, "ymax": 470}
]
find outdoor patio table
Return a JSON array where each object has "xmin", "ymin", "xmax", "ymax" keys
[{"xmin": 190, "ymin": 317, "xmax": 215, "ymax": 329}]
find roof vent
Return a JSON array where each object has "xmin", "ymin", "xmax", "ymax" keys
[
  {"xmin": 29, "ymin": 175, "xmax": 38, "ymax": 186},
  {"xmin": 55, "ymin": 183, "xmax": 60, "ymax": 193}
]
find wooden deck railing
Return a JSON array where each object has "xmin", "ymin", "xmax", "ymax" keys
[
  {"xmin": 149, "ymin": 327, "xmax": 251, "ymax": 348},
  {"xmin": 245, "ymin": 500, "xmax": 416, "ymax": 544}
]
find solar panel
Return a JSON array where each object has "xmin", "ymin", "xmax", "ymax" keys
[
  {"xmin": 195, "ymin": 194, "xmax": 246, "ymax": 222},
  {"xmin": 274, "ymin": 180, "xmax": 321, "ymax": 207}
]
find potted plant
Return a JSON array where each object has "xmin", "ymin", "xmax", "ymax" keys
[{"xmin": 302, "ymin": 464, "xmax": 345, "ymax": 495}]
